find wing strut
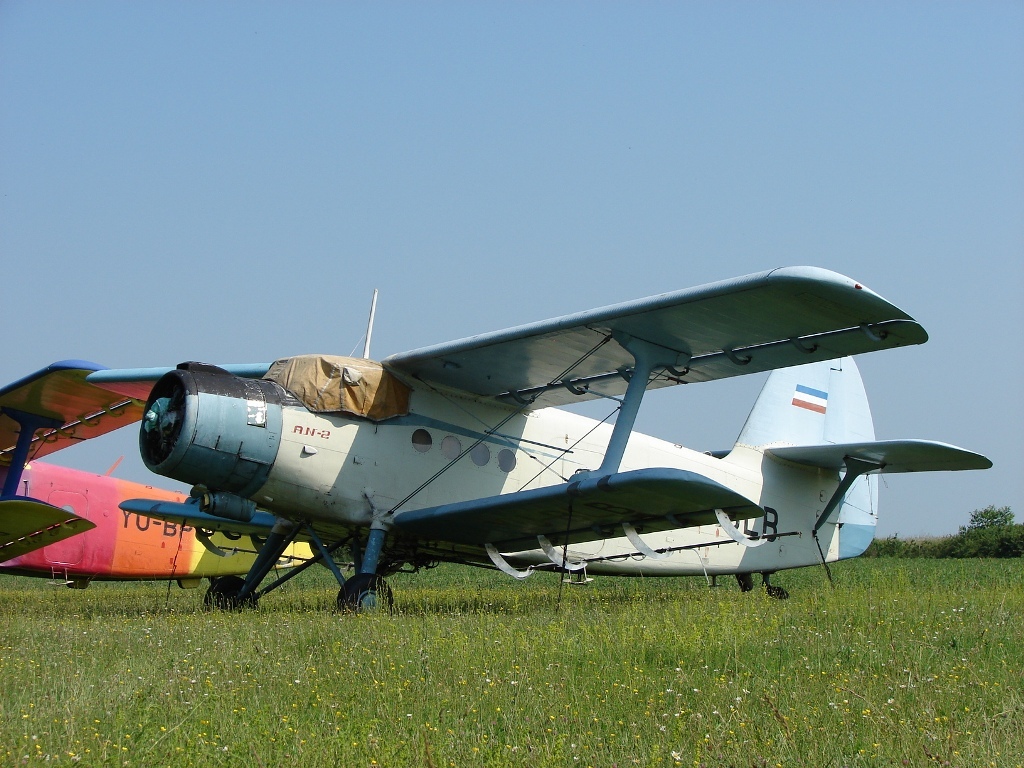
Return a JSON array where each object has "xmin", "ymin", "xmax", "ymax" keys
[
  {"xmin": 812, "ymin": 456, "xmax": 883, "ymax": 534},
  {"xmin": 1, "ymin": 408, "xmax": 63, "ymax": 498},
  {"xmin": 593, "ymin": 335, "xmax": 690, "ymax": 475}
]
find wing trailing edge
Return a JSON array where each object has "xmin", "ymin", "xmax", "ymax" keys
[
  {"xmin": 0, "ymin": 361, "xmax": 146, "ymax": 466},
  {"xmin": 392, "ymin": 467, "xmax": 762, "ymax": 552}
]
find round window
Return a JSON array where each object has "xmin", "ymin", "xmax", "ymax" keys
[
  {"xmin": 441, "ymin": 435, "xmax": 462, "ymax": 460},
  {"xmin": 412, "ymin": 429, "xmax": 432, "ymax": 452},
  {"xmin": 470, "ymin": 443, "xmax": 490, "ymax": 466},
  {"xmin": 497, "ymin": 448, "xmax": 516, "ymax": 473}
]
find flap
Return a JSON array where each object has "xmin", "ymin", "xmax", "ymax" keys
[
  {"xmin": 1, "ymin": 361, "xmax": 146, "ymax": 465},
  {"xmin": 263, "ymin": 355, "xmax": 410, "ymax": 421},
  {"xmin": 385, "ymin": 266, "xmax": 927, "ymax": 409},
  {"xmin": 766, "ymin": 439, "xmax": 993, "ymax": 473},
  {"xmin": 0, "ymin": 498, "xmax": 97, "ymax": 562},
  {"xmin": 392, "ymin": 467, "xmax": 762, "ymax": 551}
]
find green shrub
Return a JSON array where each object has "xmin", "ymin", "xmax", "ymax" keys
[{"xmin": 865, "ymin": 507, "xmax": 1022, "ymax": 559}]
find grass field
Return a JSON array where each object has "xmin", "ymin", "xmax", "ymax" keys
[{"xmin": 0, "ymin": 558, "xmax": 1021, "ymax": 767}]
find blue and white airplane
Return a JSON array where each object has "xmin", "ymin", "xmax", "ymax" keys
[{"xmin": 1, "ymin": 267, "xmax": 990, "ymax": 608}]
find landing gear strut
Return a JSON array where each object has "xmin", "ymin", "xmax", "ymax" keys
[
  {"xmin": 204, "ymin": 520, "xmax": 394, "ymax": 613},
  {"xmin": 335, "ymin": 527, "xmax": 393, "ymax": 613}
]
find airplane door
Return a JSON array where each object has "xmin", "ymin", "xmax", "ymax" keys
[{"xmin": 43, "ymin": 491, "xmax": 89, "ymax": 565}]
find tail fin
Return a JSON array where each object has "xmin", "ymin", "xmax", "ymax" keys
[
  {"xmin": 735, "ymin": 356, "xmax": 875, "ymax": 449},
  {"xmin": 734, "ymin": 357, "xmax": 879, "ymax": 559}
]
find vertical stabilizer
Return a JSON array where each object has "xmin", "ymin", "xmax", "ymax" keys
[
  {"xmin": 735, "ymin": 357, "xmax": 875, "ymax": 449},
  {"xmin": 734, "ymin": 357, "xmax": 878, "ymax": 559}
]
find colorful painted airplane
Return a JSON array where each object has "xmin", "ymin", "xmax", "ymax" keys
[
  {"xmin": 2, "ymin": 267, "xmax": 990, "ymax": 609},
  {"xmin": 0, "ymin": 366, "xmax": 309, "ymax": 594}
]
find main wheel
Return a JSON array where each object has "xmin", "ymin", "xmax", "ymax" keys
[
  {"xmin": 337, "ymin": 573, "xmax": 394, "ymax": 613},
  {"xmin": 735, "ymin": 573, "xmax": 755, "ymax": 592},
  {"xmin": 204, "ymin": 576, "xmax": 258, "ymax": 610}
]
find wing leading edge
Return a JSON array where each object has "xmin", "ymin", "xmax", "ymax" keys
[{"xmin": 384, "ymin": 266, "xmax": 928, "ymax": 409}]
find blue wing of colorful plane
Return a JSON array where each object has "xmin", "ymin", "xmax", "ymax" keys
[
  {"xmin": 0, "ymin": 360, "xmax": 148, "ymax": 468},
  {"xmin": 0, "ymin": 362, "xmax": 150, "ymax": 559}
]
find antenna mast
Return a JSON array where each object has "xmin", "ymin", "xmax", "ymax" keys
[{"xmin": 362, "ymin": 289, "xmax": 379, "ymax": 359}]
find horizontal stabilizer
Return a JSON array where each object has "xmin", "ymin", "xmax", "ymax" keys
[
  {"xmin": 120, "ymin": 499, "xmax": 279, "ymax": 536},
  {"xmin": 392, "ymin": 468, "xmax": 762, "ymax": 551},
  {"xmin": 766, "ymin": 440, "xmax": 992, "ymax": 473},
  {"xmin": 0, "ymin": 498, "xmax": 96, "ymax": 562}
]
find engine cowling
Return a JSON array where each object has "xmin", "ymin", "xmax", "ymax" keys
[{"xmin": 140, "ymin": 363, "xmax": 285, "ymax": 498}]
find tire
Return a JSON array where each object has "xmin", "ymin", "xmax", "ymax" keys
[
  {"xmin": 204, "ymin": 575, "xmax": 258, "ymax": 610},
  {"xmin": 337, "ymin": 573, "xmax": 394, "ymax": 613}
]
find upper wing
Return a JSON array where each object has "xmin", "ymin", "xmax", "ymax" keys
[
  {"xmin": 392, "ymin": 468, "xmax": 763, "ymax": 552},
  {"xmin": 385, "ymin": 266, "xmax": 927, "ymax": 408},
  {"xmin": 0, "ymin": 361, "xmax": 150, "ymax": 465},
  {"xmin": 1, "ymin": 362, "xmax": 276, "ymax": 464},
  {"xmin": 0, "ymin": 498, "xmax": 97, "ymax": 562},
  {"xmin": 766, "ymin": 440, "xmax": 993, "ymax": 473}
]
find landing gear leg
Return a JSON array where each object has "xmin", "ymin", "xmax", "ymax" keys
[
  {"xmin": 762, "ymin": 572, "xmax": 789, "ymax": 600},
  {"xmin": 337, "ymin": 527, "xmax": 393, "ymax": 613},
  {"xmin": 205, "ymin": 521, "xmax": 299, "ymax": 610}
]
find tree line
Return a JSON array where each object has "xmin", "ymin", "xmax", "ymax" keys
[{"xmin": 865, "ymin": 505, "xmax": 1022, "ymax": 558}]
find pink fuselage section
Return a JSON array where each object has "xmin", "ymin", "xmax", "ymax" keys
[{"xmin": 0, "ymin": 461, "xmax": 221, "ymax": 581}]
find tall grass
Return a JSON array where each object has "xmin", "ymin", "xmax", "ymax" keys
[{"xmin": 0, "ymin": 559, "xmax": 1020, "ymax": 766}]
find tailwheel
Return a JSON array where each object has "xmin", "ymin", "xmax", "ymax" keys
[
  {"xmin": 204, "ymin": 576, "xmax": 258, "ymax": 611},
  {"xmin": 762, "ymin": 573, "xmax": 789, "ymax": 600},
  {"xmin": 337, "ymin": 573, "xmax": 394, "ymax": 613}
]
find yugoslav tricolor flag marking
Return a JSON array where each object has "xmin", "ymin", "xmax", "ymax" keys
[{"xmin": 792, "ymin": 384, "xmax": 828, "ymax": 414}]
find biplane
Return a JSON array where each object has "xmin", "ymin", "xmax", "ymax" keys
[
  {"xmin": 0, "ymin": 267, "xmax": 990, "ymax": 608},
  {"xmin": 0, "ymin": 370, "xmax": 308, "ymax": 589}
]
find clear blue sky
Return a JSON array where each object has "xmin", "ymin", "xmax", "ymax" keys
[{"xmin": 2, "ymin": 2, "xmax": 1021, "ymax": 536}]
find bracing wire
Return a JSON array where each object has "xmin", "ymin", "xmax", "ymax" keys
[
  {"xmin": 385, "ymin": 334, "xmax": 615, "ymax": 517},
  {"xmin": 812, "ymin": 530, "xmax": 835, "ymax": 587},
  {"xmin": 555, "ymin": 493, "xmax": 575, "ymax": 614}
]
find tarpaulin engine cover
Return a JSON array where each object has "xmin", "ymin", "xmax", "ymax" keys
[{"xmin": 263, "ymin": 355, "xmax": 410, "ymax": 421}]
